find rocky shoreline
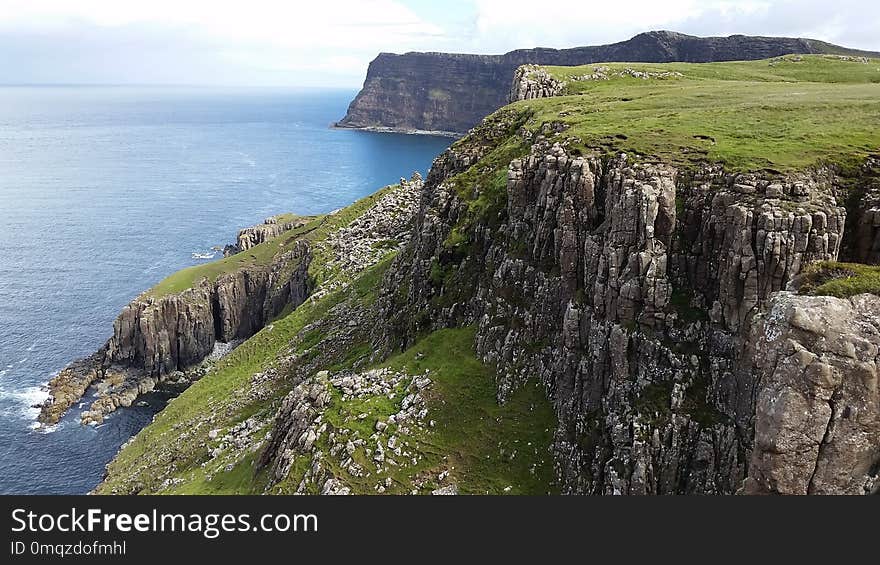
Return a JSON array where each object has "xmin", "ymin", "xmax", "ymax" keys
[
  {"xmin": 42, "ymin": 56, "xmax": 880, "ymax": 495},
  {"xmin": 38, "ymin": 178, "xmax": 424, "ymax": 428},
  {"xmin": 332, "ymin": 123, "xmax": 461, "ymax": 138}
]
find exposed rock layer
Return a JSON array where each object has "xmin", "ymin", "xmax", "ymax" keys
[
  {"xmin": 108, "ymin": 242, "xmax": 311, "ymax": 377},
  {"xmin": 376, "ymin": 109, "xmax": 877, "ymax": 494},
  {"xmin": 743, "ymin": 292, "xmax": 880, "ymax": 495},
  {"xmin": 39, "ymin": 231, "xmax": 313, "ymax": 425},
  {"xmin": 841, "ymin": 157, "xmax": 880, "ymax": 264}
]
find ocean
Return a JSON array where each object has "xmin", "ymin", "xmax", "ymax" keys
[{"xmin": 0, "ymin": 86, "xmax": 451, "ymax": 494}]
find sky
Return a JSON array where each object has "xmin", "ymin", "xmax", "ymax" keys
[{"xmin": 0, "ymin": 0, "xmax": 878, "ymax": 87}]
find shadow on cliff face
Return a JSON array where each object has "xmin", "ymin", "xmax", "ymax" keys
[
  {"xmin": 38, "ymin": 224, "xmax": 315, "ymax": 428},
  {"xmin": 375, "ymin": 114, "xmax": 879, "ymax": 494}
]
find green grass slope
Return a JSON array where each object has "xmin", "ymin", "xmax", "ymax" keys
[
  {"xmin": 796, "ymin": 261, "xmax": 880, "ymax": 298},
  {"xmin": 99, "ymin": 261, "xmax": 557, "ymax": 494},
  {"xmin": 271, "ymin": 328, "xmax": 557, "ymax": 495},
  {"xmin": 97, "ymin": 185, "xmax": 557, "ymax": 495},
  {"xmin": 146, "ymin": 187, "xmax": 396, "ymax": 298},
  {"xmin": 519, "ymin": 55, "xmax": 880, "ymax": 171},
  {"xmin": 97, "ymin": 56, "xmax": 880, "ymax": 495}
]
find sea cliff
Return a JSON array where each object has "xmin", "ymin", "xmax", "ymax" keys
[
  {"xmin": 47, "ymin": 55, "xmax": 880, "ymax": 495},
  {"xmin": 39, "ymin": 215, "xmax": 315, "ymax": 426},
  {"xmin": 337, "ymin": 31, "xmax": 880, "ymax": 135}
]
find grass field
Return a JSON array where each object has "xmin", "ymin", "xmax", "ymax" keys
[{"xmin": 515, "ymin": 55, "xmax": 880, "ymax": 171}]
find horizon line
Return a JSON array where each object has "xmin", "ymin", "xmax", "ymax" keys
[{"xmin": 0, "ymin": 82, "xmax": 361, "ymax": 89}]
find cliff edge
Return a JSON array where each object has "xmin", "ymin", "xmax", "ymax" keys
[
  {"xmin": 78, "ymin": 55, "xmax": 880, "ymax": 495},
  {"xmin": 337, "ymin": 31, "xmax": 880, "ymax": 135}
]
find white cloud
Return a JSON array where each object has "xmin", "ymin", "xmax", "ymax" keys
[
  {"xmin": 0, "ymin": 0, "xmax": 877, "ymax": 85},
  {"xmin": 0, "ymin": 0, "xmax": 445, "ymax": 85},
  {"xmin": 0, "ymin": 1, "xmax": 443, "ymax": 44},
  {"xmin": 464, "ymin": 0, "xmax": 880, "ymax": 53}
]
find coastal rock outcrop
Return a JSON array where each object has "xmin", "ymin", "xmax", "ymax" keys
[
  {"xmin": 40, "ymin": 232, "xmax": 313, "ymax": 426},
  {"xmin": 742, "ymin": 292, "xmax": 880, "ymax": 495},
  {"xmin": 106, "ymin": 240, "xmax": 312, "ymax": 379},
  {"xmin": 223, "ymin": 215, "xmax": 309, "ymax": 257},
  {"xmin": 107, "ymin": 285, "xmax": 217, "ymax": 376},
  {"xmin": 40, "ymin": 178, "xmax": 425, "ymax": 427},
  {"xmin": 37, "ymin": 354, "xmax": 105, "ymax": 426}
]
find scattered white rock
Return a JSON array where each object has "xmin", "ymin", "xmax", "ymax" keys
[{"xmin": 431, "ymin": 485, "xmax": 459, "ymax": 495}]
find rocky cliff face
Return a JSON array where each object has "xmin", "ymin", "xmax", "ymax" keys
[
  {"xmin": 39, "ymin": 223, "xmax": 313, "ymax": 426},
  {"xmin": 223, "ymin": 215, "xmax": 308, "ymax": 256},
  {"xmin": 841, "ymin": 158, "xmax": 880, "ymax": 264},
  {"xmin": 742, "ymin": 292, "xmax": 880, "ymax": 495},
  {"xmin": 373, "ymin": 108, "xmax": 877, "ymax": 494},
  {"xmin": 107, "ymin": 243, "xmax": 311, "ymax": 376},
  {"xmin": 338, "ymin": 31, "xmax": 879, "ymax": 135},
  {"xmin": 88, "ymin": 59, "xmax": 879, "ymax": 495}
]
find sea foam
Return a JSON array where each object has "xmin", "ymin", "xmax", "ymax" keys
[{"xmin": 0, "ymin": 385, "xmax": 49, "ymax": 421}]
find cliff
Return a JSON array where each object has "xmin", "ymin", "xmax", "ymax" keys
[
  {"xmin": 40, "ymin": 215, "xmax": 315, "ymax": 425},
  {"xmin": 375, "ymin": 139, "xmax": 870, "ymax": 494},
  {"xmin": 337, "ymin": 31, "xmax": 880, "ymax": 135},
  {"xmin": 224, "ymin": 214, "xmax": 310, "ymax": 256},
  {"xmin": 40, "ymin": 187, "xmax": 422, "ymax": 428},
  {"xmin": 87, "ymin": 55, "xmax": 879, "ymax": 495}
]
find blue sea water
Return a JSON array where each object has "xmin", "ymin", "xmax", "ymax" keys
[{"xmin": 0, "ymin": 86, "xmax": 451, "ymax": 494}]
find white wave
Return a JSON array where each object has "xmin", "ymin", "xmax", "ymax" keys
[
  {"xmin": 29, "ymin": 421, "xmax": 60, "ymax": 434},
  {"xmin": 191, "ymin": 251, "xmax": 217, "ymax": 260},
  {"xmin": 0, "ymin": 385, "xmax": 49, "ymax": 421}
]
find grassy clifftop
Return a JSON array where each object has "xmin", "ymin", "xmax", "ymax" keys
[
  {"xmin": 516, "ymin": 55, "xmax": 880, "ymax": 171},
  {"xmin": 96, "ymin": 56, "xmax": 879, "ymax": 496},
  {"xmin": 96, "ymin": 179, "xmax": 557, "ymax": 495},
  {"xmin": 146, "ymin": 188, "xmax": 397, "ymax": 298}
]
